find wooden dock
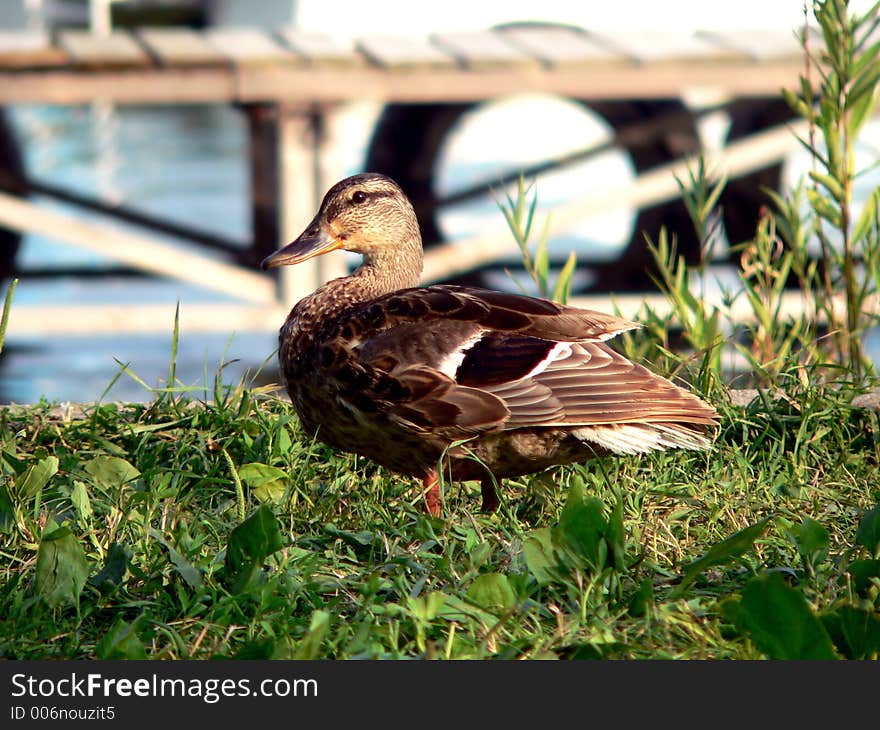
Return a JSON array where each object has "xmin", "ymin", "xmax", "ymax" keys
[
  {"xmin": 0, "ymin": 26, "xmax": 810, "ymax": 104},
  {"xmin": 0, "ymin": 24, "xmax": 825, "ymax": 337}
]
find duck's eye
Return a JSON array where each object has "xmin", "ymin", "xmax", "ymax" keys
[{"xmin": 351, "ymin": 191, "xmax": 368, "ymax": 205}]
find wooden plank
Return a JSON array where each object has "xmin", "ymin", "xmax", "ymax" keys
[
  {"xmin": 137, "ymin": 28, "xmax": 228, "ymax": 67},
  {"xmin": 235, "ymin": 61, "xmax": 806, "ymax": 104},
  {"xmin": 0, "ymin": 30, "xmax": 68, "ymax": 68},
  {"xmin": 498, "ymin": 25, "xmax": 629, "ymax": 66},
  {"xmin": 356, "ymin": 35, "xmax": 455, "ymax": 69},
  {"xmin": 697, "ymin": 29, "xmax": 810, "ymax": 62},
  {"xmin": 568, "ymin": 290, "xmax": 879, "ymax": 328},
  {"xmin": 7, "ymin": 290, "xmax": 877, "ymax": 337},
  {"xmin": 1, "ymin": 53, "xmax": 813, "ymax": 105},
  {"xmin": 0, "ymin": 69, "xmax": 235, "ymax": 104},
  {"xmin": 57, "ymin": 30, "xmax": 151, "ymax": 68},
  {"xmin": 431, "ymin": 30, "xmax": 536, "ymax": 68},
  {"xmin": 276, "ymin": 31, "xmax": 360, "ymax": 66},
  {"xmin": 6, "ymin": 303, "xmax": 288, "ymax": 336},
  {"xmin": 587, "ymin": 30, "xmax": 748, "ymax": 64},
  {"xmin": 0, "ymin": 189, "xmax": 276, "ymax": 305},
  {"xmin": 204, "ymin": 27, "xmax": 297, "ymax": 66}
]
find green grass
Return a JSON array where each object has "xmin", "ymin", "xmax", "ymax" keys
[{"xmin": 1, "ymin": 370, "xmax": 878, "ymax": 660}]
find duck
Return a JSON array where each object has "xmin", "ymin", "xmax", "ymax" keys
[{"xmin": 262, "ymin": 173, "xmax": 717, "ymax": 516}]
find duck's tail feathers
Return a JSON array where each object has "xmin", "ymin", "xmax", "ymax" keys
[{"xmin": 572, "ymin": 422, "xmax": 713, "ymax": 455}]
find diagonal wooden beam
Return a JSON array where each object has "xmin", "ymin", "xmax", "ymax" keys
[
  {"xmin": 0, "ymin": 189, "xmax": 277, "ymax": 305},
  {"xmin": 422, "ymin": 119, "xmax": 810, "ymax": 282}
]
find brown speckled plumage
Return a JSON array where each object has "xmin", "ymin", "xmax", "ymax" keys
[{"xmin": 263, "ymin": 173, "xmax": 718, "ymax": 515}]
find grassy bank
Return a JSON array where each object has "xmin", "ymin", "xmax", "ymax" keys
[
  {"xmin": 0, "ymin": 379, "xmax": 878, "ymax": 659},
  {"xmin": 2, "ymin": 0, "xmax": 879, "ymax": 660}
]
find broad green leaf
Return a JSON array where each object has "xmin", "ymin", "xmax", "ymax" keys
[
  {"xmin": 738, "ymin": 573, "xmax": 836, "ymax": 660},
  {"xmin": 522, "ymin": 527, "xmax": 560, "ymax": 585},
  {"xmin": 676, "ymin": 517, "xmax": 771, "ymax": 594},
  {"xmin": 846, "ymin": 558, "xmax": 880, "ymax": 594},
  {"xmin": 718, "ymin": 596, "xmax": 742, "ymax": 626},
  {"xmin": 238, "ymin": 462, "xmax": 289, "ymax": 505},
  {"xmin": 35, "ymin": 523, "xmax": 90, "ymax": 608},
  {"xmin": 821, "ymin": 605, "xmax": 880, "ymax": 659},
  {"xmin": 16, "ymin": 456, "xmax": 58, "ymax": 501},
  {"xmin": 557, "ymin": 479, "xmax": 606, "ymax": 569},
  {"xmin": 224, "ymin": 505, "xmax": 284, "ymax": 594},
  {"xmin": 435, "ymin": 593, "xmax": 496, "ymax": 625},
  {"xmin": 233, "ymin": 639, "xmax": 279, "ymax": 660},
  {"xmin": 88, "ymin": 542, "xmax": 131, "ymax": 593},
  {"xmin": 294, "ymin": 610, "xmax": 330, "ymax": 660},
  {"xmin": 467, "ymin": 573, "xmax": 516, "ymax": 614},
  {"xmin": 792, "ymin": 517, "xmax": 830, "ymax": 565},
  {"xmin": 96, "ymin": 616, "xmax": 147, "ymax": 660},
  {"xmin": 628, "ymin": 577, "xmax": 655, "ymax": 618},
  {"xmin": 855, "ymin": 503, "xmax": 880, "ymax": 556},
  {"xmin": 84, "ymin": 455, "xmax": 140, "ymax": 490},
  {"xmin": 605, "ymin": 498, "xmax": 626, "ymax": 572},
  {"xmin": 822, "ymin": 606, "xmax": 880, "ymax": 659},
  {"xmin": 408, "ymin": 592, "xmax": 448, "ymax": 622}
]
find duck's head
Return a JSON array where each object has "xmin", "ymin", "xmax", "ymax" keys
[{"xmin": 261, "ymin": 173, "xmax": 423, "ymax": 276}]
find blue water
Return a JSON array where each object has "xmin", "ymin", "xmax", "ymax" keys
[
  {"xmin": 4, "ymin": 104, "xmax": 270, "ymax": 404},
  {"xmin": 3, "ymin": 100, "xmax": 880, "ymax": 404}
]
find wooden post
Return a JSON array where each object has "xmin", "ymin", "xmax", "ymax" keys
[
  {"xmin": 246, "ymin": 102, "xmax": 331, "ymax": 309},
  {"xmin": 88, "ymin": 0, "xmax": 112, "ymax": 36},
  {"xmin": 309, "ymin": 104, "xmax": 349, "ymax": 283},
  {"xmin": 277, "ymin": 103, "xmax": 325, "ymax": 308},
  {"xmin": 245, "ymin": 103, "xmax": 281, "ymax": 268}
]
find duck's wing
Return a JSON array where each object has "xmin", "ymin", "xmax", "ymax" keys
[{"xmin": 341, "ymin": 286, "xmax": 715, "ymax": 442}]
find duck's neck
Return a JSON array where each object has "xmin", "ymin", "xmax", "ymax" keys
[
  {"xmin": 292, "ymin": 239, "xmax": 423, "ymax": 330},
  {"xmin": 352, "ymin": 243, "xmax": 422, "ymax": 295}
]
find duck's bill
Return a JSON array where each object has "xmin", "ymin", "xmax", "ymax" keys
[{"xmin": 260, "ymin": 223, "xmax": 343, "ymax": 270}]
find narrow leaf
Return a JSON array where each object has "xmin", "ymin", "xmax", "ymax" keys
[
  {"xmin": 852, "ymin": 189, "xmax": 880, "ymax": 244},
  {"xmin": 15, "ymin": 456, "xmax": 59, "ymax": 502},
  {"xmin": 677, "ymin": 517, "xmax": 771, "ymax": 593},
  {"xmin": 551, "ymin": 251, "xmax": 578, "ymax": 305},
  {"xmin": 294, "ymin": 610, "xmax": 330, "ymax": 660}
]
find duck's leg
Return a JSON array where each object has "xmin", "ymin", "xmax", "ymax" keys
[
  {"xmin": 480, "ymin": 476, "xmax": 500, "ymax": 513},
  {"xmin": 422, "ymin": 470, "xmax": 442, "ymax": 517}
]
